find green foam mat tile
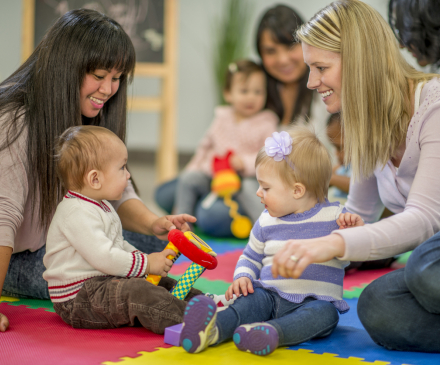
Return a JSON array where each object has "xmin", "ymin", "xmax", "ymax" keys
[
  {"xmin": 3, "ymin": 297, "xmax": 55, "ymax": 312},
  {"xmin": 168, "ymin": 274, "xmax": 230, "ymax": 295},
  {"xmin": 343, "ymin": 285, "xmax": 368, "ymax": 299}
]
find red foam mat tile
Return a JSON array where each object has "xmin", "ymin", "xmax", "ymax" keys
[{"xmin": 0, "ymin": 303, "xmax": 171, "ymax": 365}]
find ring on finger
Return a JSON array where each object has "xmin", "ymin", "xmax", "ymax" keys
[{"xmin": 290, "ymin": 255, "xmax": 299, "ymax": 262}]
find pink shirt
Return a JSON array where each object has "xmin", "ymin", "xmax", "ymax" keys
[
  {"xmin": 336, "ymin": 78, "xmax": 440, "ymax": 261},
  {"xmin": 186, "ymin": 106, "xmax": 278, "ymax": 177},
  {"xmin": 0, "ymin": 121, "xmax": 140, "ymax": 253}
]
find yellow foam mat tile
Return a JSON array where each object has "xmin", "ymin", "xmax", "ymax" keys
[
  {"xmin": 103, "ymin": 344, "xmax": 391, "ymax": 365},
  {"xmin": 0, "ymin": 296, "xmax": 20, "ymax": 303}
]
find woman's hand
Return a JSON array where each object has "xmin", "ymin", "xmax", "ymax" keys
[
  {"xmin": 0, "ymin": 312, "xmax": 9, "ymax": 332},
  {"xmin": 151, "ymin": 214, "xmax": 197, "ymax": 240},
  {"xmin": 226, "ymin": 277, "xmax": 254, "ymax": 301},
  {"xmin": 271, "ymin": 234, "xmax": 346, "ymax": 279}
]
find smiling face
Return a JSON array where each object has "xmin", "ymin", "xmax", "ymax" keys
[
  {"xmin": 302, "ymin": 43, "xmax": 342, "ymax": 114},
  {"xmin": 224, "ymin": 71, "xmax": 267, "ymax": 120},
  {"xmin": 259, "ymin": 29, "xmax": 308, "ymax": 85},
  {"xmin": 80, "ymin": 68, "xmax": 122, "ymax": 118},
  {"xmin": 256, "ymin": 164, "xmax": 297, "ymax": 218},
  {"xmin": 99, "ymin": 137, "xmax": 130, "ymax": 201}
]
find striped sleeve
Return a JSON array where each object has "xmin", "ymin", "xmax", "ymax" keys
[
  {"xmin": 233, "ymin": 221, "xmax": 265, "ymax": 281},
  {"xmin": 128, "ymin": 250, "xmax": 148, "ymax": 277}
]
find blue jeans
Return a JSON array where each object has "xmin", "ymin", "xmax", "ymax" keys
[
  {"xmin": 358, "ymin": 230, "xmax": 440, "ymax": 352},
  {"xmin": 215, "ymin": 287, "xmax": 339, "ymax": 347},
  {"xmin": 1, "ymin": 230, "xmax": 166, "ymax": 300}
]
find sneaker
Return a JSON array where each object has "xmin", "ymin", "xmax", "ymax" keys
[
  {"xmin": 205, "ymin": 293, "xmax": 237, "ymax": 308},
  {"xmin": 180, "ymin": 295, "xmax": 218, "ymax": 353},
  {"xmin": 233, "ymin": 322, "xmax": 279, "ymax": 356}
]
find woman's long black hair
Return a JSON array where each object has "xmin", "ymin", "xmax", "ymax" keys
[
  {"xmin": 255, "ymin": 5, "xmax": 313, "ymax": 124},
  {"xmin": 0, "ymin": 9, "xmax": 136, "ymax": 230},
  {"xmin": 389, "ymin": 0, "xmax": 440, "ymax": 65}
]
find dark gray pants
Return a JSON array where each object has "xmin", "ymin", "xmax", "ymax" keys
[{"xmin": 53, "ymin": 276, "xmax": 202, "ymax": 334}]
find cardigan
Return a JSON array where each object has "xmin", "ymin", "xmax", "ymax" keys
[
  {"xmin": 337, "ymin": 78, "xmax": 440, "ymax": 261},
  {"xmin": 234, "ymin": 200, "xmax": 350, "ymax": 313},
  {"xmin": 43, "ymin": 191, "xmax": 148, "ymax": 302}
]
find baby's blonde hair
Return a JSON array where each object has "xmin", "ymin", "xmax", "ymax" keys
[
  {"xmin": 296, "ymin": 0, "xmax": 437, "ymax": 179},
  {"xmin": 55, "ymin": 125, "xmax": 119, "ymax": 191},
  {"xmin": 255, "ymin": 126, "xmax": 332, "ymax": 203}
]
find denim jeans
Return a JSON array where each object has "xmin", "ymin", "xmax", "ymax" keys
[
  {"xmin": 53, "ymin": 276, "xmax": 202, "ymax": 334},
  {"xmin": 215, "ymin": 287, "xmax": 339, "ymax": 347},
  {"xmin": 358, "ymin": 230, "xmax": 440, "ymax": 352},
  {"xmin": 1, "ymin": 230, "xmax": 166, "ymax": 300},
  {"xmin": 154, "ymin": 175, "xmax": 263, "ymax": 237}
]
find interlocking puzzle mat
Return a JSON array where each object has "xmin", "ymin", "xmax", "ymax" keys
[{"xmin": 1, "ymin": 238, "xmax": 439, "ymax": 365}]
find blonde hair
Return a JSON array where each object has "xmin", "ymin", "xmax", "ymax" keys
[
  {"xmin": 255, "ymin": 126, "xmax": 332, "ymax": 203},
  {"xmin": 297, "ymin": 0, "xmax": 437, "ymax": 178},
  {"xmin": 55, "ymin": 125, "xmax": 119, "ymax": 191}
]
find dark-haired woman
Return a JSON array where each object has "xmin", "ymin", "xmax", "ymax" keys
[
  {"xmin": 389, "ymin": 0, "xmax": 440, "ymax": 72},
  {"xmin": 0, "ymin": 9, "xmax": 195, "ymax": 332},
  {"xmin": 255, "ymin": 5, "xmax": 332, "ymax": 151}
]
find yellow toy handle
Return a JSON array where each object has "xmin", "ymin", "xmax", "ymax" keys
[{"xmin": 145, "ymin": 242, "xmax": 181, "ymax": 285}]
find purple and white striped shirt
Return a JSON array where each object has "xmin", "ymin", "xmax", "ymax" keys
[{"xmin": 234, "ymin": 200, "xmax": 350, "ymax": 313}]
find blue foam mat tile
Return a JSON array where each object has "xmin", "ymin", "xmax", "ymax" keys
[{"xmin": 288, "ymin": 299, "xmax": 440, "ymax": 365}]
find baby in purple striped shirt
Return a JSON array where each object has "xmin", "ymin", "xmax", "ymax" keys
[{"xmin": 179, "ymin": 126, "xmax": 363, "ymax": 356}]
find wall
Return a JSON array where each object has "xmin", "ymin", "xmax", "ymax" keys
[{"xmin": 0, "ymin": 0, "xmax": 424, "ymax": 154}]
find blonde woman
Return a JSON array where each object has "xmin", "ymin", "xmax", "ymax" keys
[{"xmin": 271, "ymin": 0, "xmax": 440, "ymax": 353}]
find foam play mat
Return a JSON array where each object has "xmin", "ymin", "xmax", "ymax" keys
[{"xmin": 0, "ymin": 237, "xmax": 438, "ymax": 365}]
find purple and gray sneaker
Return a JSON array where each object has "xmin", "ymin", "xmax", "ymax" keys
[
  {"xmin": 233, "ymin": 322, "xmax": 279, "ymax": 356},
  {"xmin": 180, "ymin": 295, "xmax": 218, "ymax": 353}
]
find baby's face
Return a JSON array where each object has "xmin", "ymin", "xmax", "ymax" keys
[
  {"xmin": 256, "ymin": 165, "xmax": 297, "ymax": 218},
  {"xmin": 224, "ymin": 71, "xmax": 267, "ymax": 120},
  {"xmin": 100, "ymin": 137, "xmax": 130, "ymax": 201}
]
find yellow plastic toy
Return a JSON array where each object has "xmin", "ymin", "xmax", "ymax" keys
[
  {"xmin": 146, "ymin": 230, "xmax": 218, "ymax": 299},
  {"xmin": 211, "ymin": 151, "xmax": 252, "ymax": 239}
]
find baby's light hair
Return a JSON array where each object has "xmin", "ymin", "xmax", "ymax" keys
[
  {"xmin": 55, "ymin": 125, "xmax": 119, "ymax": 191},
  {"xmin": 255, "ymin": 126, "xmax": 332, "ymax": 203}
]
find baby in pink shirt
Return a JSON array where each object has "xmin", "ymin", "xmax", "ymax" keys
[{"xmin": 161, "ymin": 60, "xmax": 278, "ymax": 236}]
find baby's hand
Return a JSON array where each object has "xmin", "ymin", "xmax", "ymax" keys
[
  {"xmin": 146, "ymin": 249, "xmax": 176, "ymax": 277},
  {"xmin": 225, "ymin": 277, "xmax": 254, "ymax": 301},
  {"xmin": 337, "ymin": 212, "xmax": 365, "ymax": 229}
]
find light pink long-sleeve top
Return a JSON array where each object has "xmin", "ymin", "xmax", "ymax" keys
[
  {"xmin": 185, "ymin": 106, "xmax": 278, "ymax": 177},
  {"xmin": 0, "ymin": 119, "xmax": 140, "ymax": 253},
  {"xmin": 336, "ymin": 78, "xmax": 440, "ymax": 261}
]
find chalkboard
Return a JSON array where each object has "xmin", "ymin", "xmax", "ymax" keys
[{"xmin": 34, "ymin": 0, "xmax": 164, "ymax": 63}]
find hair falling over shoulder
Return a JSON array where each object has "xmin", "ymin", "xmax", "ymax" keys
[
  {"xmin": 0, "ymin": 9, "xmax": 135, "ymax": 230},
  {"xmin": 297, "ymin": 0, "xmax": 437, "ymax": 179}
]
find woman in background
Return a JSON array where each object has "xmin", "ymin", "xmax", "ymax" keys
[
  {"xmin": 389, "ymin": 0, "xmax": 440, "ymax": 72},
  {"xmin": 255, "ymin": 4, "xmax": 332, "ymax": 152}
]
